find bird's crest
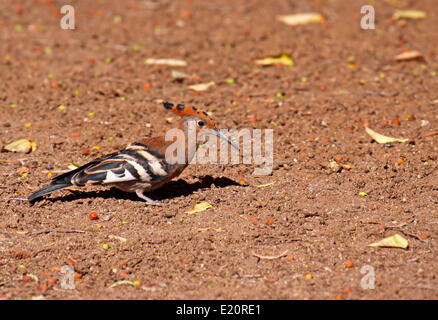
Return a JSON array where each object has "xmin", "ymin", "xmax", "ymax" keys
[{"xmin": 163, "ymin": 101, "xmax": 213, "ymax": 121}]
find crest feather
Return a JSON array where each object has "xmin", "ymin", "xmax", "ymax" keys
[{"xmin": 162, "ymin": 102, "xmax": 212, "ymax": 121}]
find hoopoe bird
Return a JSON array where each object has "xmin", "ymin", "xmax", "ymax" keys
[{"xmin": 28, "ymin": 102, "xmax": 238, "ymax": 204}]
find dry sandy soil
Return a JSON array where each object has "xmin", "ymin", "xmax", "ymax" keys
[{"xmin": 0, "ymin": 0, "xmax": 437, "ymax": 300}]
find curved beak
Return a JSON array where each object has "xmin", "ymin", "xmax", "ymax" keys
[{"xmin": 211, "ymin": 128, "xmax": 239, "ymax": 151}]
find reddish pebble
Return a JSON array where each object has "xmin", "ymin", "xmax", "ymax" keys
[
  {"xmin": 144, "ymin": 83, "xmax": 152, "ymax": 90},
  {"xmin": 345, "ymin": 261, "xmax": 354, "ymax": 268},
  {"xmin": 71, "ymin": 132, "xmax": 80, "ymax": 138},
  {"xmin": 22, "ymin": 275, "xmax": 30, "ymax": 282},
  {"xmin": 391, "ymin": 119, "xmax": 400, "ymax": 126},
  {"xmin": 266, "ymin": 219, "xmax": 274, "ymax": 226},
  {"xmin": 89, "ymin": 211, "xmax": 99, "ymax": 220},
  {"xmin": 82, "ymin": 148, "xmax": 89, "ymax": 155},
  {"xmin": 319, "ymin": 84, "xmax": 327, "ymax": 91}
]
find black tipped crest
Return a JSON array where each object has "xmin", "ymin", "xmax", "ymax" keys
[{"xmin": 163, "ymin": 102, "xmax": 174, "ymax": 109}]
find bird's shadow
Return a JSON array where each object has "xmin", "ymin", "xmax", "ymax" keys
[{"xmin": 42, "ymin": 175, "xmax": 241, "ymax": 203}]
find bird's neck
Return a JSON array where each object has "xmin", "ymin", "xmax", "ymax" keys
[{"xmin": 138, "ymin": 132, "xmax": 200, "ymax": 165}]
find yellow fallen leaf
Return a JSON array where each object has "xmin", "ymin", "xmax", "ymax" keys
[
  {"xmin": 185, "ymin": 202, "xmax": 213, "ymax": 214},
  {"xmin": 365, "ymin": 127, "xmax": 409, "ymax": 144},
  {"xmin": 368, "ymin": 234, "xmax": 408, "ymax": 249},
  {"xmin": 277, "ymin": 13, "xmax": 325, "ymax": 26},
  {"xmin": 188, "ymin": 81, "xmax": 215, "ymax": 92},
  {"xmin": 254, "ymin": 53, "xmax": 293, "ymax": 67},
  {"xmin": 394, "ymin": 50, "xmax": 424, "ymax": 61},
  {"xmin": 3, "ymin": 139, "xmax": 37, "ymax": 153},
  {"xmin": 393, "ymin": 10, "xmax": 426, "ymax": 20},
  {"xmin": 144, "ymin": 58, "xmax": 187, "ymax": 67},
  {"xmin": 67, "ymin": 162, "xmax": 81, "ymax": 170}
]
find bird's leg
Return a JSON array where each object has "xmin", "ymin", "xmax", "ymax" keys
[{"xmin": 135, "ymin": 190, "xmax": 162, "ymax": 206}]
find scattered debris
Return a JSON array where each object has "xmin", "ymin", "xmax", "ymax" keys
[
  {"xmin": 277, "ymin": 13, "xmax": 325, "ymax": 26},
  {"xmin": 188, "ymin": 81, "xmax": 215, "ymax": 91},
  {"xmin": 253, "ymin": 250, "xmax": 288, "ymax": 260},
  {"xmin": 393, "ymin": 10, "xmax": 426, "ymax": 20},
  {"xmin": 144, "ymin": 58, "xmax": 187, "ymax": 67},
  {"xmin": 394, "ymin": 50, "xmax": 424, "ymax": 61},
  {"xmin": 368, "ymin": 233, "xmax": 409, "ymax": 249},
  {"xmin": 365, "ymin": 127, "xmax": 409, "ymax": 144},
  {"xmin": 2, "ymin": 139, "xmax": 37, "ymax": 153},
  {"xmin": 185, "ymin": 202, "xmax": 213, "ymax": 214},
  {"xmin": 254, "ymin": 53, "xmax": 293, "ymax": 67}
]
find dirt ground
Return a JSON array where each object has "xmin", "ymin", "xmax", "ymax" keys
[{"xmin": 0, "ymin": 0, "xmax": 437, "ymax": 300}]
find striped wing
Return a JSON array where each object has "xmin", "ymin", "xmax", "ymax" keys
[{"xmin": 71, "ymin": 143, "xmax": 170, "ymax": 186}]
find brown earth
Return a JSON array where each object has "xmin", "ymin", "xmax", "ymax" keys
[{"xmin": 0, "ymin": 0, "xmax": 437, "ymax": 300}]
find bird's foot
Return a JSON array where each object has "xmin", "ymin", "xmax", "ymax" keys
[{"xmin": 136, "ymin": 190, "xmax": 162, "ymax": 206}]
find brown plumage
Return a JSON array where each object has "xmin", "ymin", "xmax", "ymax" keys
[{"xmin": 28, "ymin": 102, "xmax": 238, "ymax": 204}]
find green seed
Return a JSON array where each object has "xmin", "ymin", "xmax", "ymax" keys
[{"xmin": 102, "ymin": 243, "xmax": 109, "ymax": 249}]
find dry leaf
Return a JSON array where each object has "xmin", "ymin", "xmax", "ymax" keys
[
  {"xmin": 3, "ymin": 139, "xmax": 37, "ymax": 153},
  {"xmin": 393, "ymin": 10, "xmax": 426, "ymax": 20},
  {"xmin": 254, "ymin": 53, "xmax": 294, "ymax": 67},
  {"xmin": 188, "ymin": 81, "xmax": 215, "ymax": 92},
  {"xmin": 253, "ymin": 250, "xmax": 288, "ymax": 260},
  {"xmin": 394, "ymin": 50, "xmax": 424, "ymax": 61},
  {"xmin": 368, "ymin": 234, "xmax": 408, "ymax": 249},
  {"xmin": 109, "ymin": 280, "xmax": 136, "ymax": 288},
  {"xmin": 144, "ymin": 58, "xmax": 187, "ymax": 67},
  {"xmin": 67, "ymin": 162, "xmax": 81, "ymax": 170},
  {"xmin": 365, "ymin": 127, "xmax": 409, "ymax": 144},
  {"xmin": 256, "ymin": 182, "xmax": 275, "ymax": 188},
  {"xmin": 185, "ymin": 202, "xmax": 213, "ymax": 214},
  {"xmin": 171, "ymin": 70, "xmax": 190, "ymax": 79},
  {"xmin": 277, "ymin": 13, "xmax": 325, "ymax": 26},
  {"xmin": 108, "ymin": 235, "xmax": 127, "ymax": 243}
]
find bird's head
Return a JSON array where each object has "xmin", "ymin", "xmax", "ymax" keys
[{"xmin": 163, "ymin": 101, "xmax": 238, "ymax": 150}]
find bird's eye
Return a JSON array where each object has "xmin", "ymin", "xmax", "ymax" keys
[{"xmin": 197, "ymin": 120, "xmax": 205, "ymax": 127}]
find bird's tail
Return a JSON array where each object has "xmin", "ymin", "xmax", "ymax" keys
[{"xmin": 28, "ymin": 181, "xmax": 72, "ymax": 202}]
